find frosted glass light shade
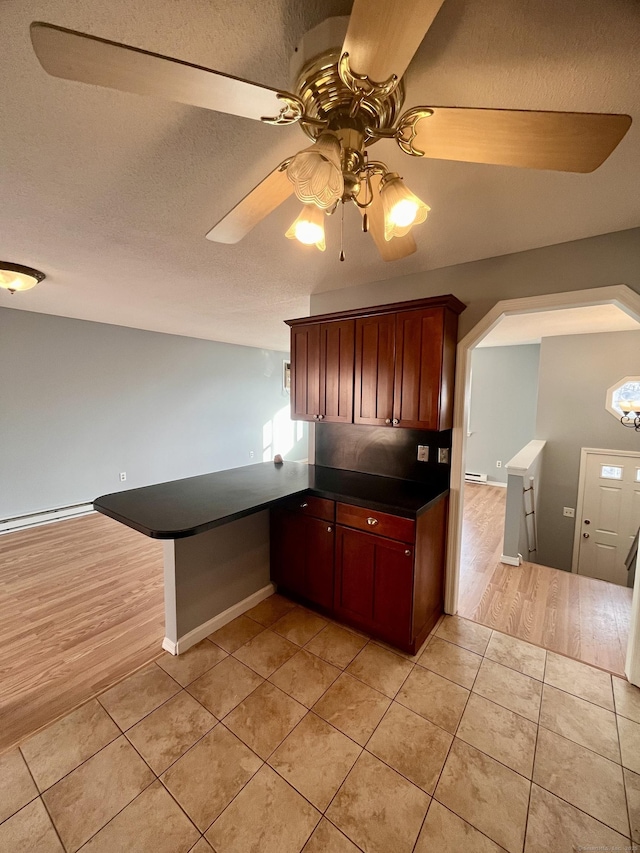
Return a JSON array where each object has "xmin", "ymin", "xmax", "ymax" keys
[
  {"xmin": 285, "ymin": 204, "xmax": 326, "ymax": 251},
  {"xmin": 286, "ymin": 133, "xmax": 344, "ymax": 209},
  {"xmin": 380, "ymin": 174, "xmax": 430, "ymax": 241},
  {"xmin": 0, "ymin": 263, "xmax": 45, "ymax": 293}
]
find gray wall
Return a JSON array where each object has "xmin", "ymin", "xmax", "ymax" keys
[
  {"xmin": 535, "ymin": 330, "xmax": 640, "ymax": 571},
  {"xmin": 310, "ymin": 228, "xmax": 640, "ymax": 339},
  {"xmin": 467, "ymin": 345, "xmax": 540, "ymax": 484},
  {"xmin": 0, "ymin": 308, "xmax": 307, "ymax": 518}
]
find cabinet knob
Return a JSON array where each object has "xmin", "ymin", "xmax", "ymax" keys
[
  {"xmin": 318, "ymin": 414, "xmax": 324, "ymax": 420},
  {"xmin": 405, "ymin": 549, "xmax": 412, "ymax": 557},
  {"xmin": 385, "ymin": 418, "xmax": 392, "ymax": 424},
  {"xmin": 312, "ymin": 414, "xmax": 319, "ymax": 420},
  {"xmin": 327, "ymin": 526, "xmax": 332, "ymax": 532},
  {"xmin": 392, "ymin": 418, "xmax": 400, "ymax": 425},
  {"xmin": 300, "ymin": 502, "xmax": 308, "ymax": 508},
  {"xmin": 367, "ymin": 517, "xmax": 379, "ymax": 526}
]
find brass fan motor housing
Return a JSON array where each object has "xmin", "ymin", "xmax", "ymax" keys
[{"xmin": 294, "ymin": 48, "xmax": 405, "ymax": 145}]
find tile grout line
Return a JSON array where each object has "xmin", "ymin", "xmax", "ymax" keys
[{"xmin": 614, "ymin": 697, "xmax": 634, "ymax": 842}]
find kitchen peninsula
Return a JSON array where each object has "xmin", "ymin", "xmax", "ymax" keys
[{"xmin": 94, "ymin": 461, "xmax": 449, "ymax": 655}]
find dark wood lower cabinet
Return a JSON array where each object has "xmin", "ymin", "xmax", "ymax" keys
[
  {"xmin": 270, "ymin": 494, "xmax": 448, "ymax": 654},
  {"xmin": 334, "ymin": 527, "xmax": 413, "ymax": 648},
  {"xmin": 270, "ymin": 508, "xmax": 334, "ymax": 610}
]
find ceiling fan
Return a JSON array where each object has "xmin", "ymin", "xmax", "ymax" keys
[{"xmin": 30, "ymin": 0, "xmax": 632, "ymax": 262}]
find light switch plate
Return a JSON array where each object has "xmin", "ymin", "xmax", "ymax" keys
[
  {"xmin": 417, "ymin": 445, "xmax": 429, "ymax": 462},
  {"xmin": 438, "ymin": 448, "xmax": 450, "ymax": 465}
]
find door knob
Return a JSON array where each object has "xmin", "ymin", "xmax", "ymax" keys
[
  {"xmin": 583, "ymin": 532, "xmax": 590, "ymax": 538},
  {"xmin": 367, "ymin": 517, "xmax": 379, "ymax": 526},
  {"xmin": 385, "ymin": 418, "xmax": 391, "ymax": 424},
  {"xmin": 392, "ymin": 418, "xmax": 399, "ymax": 425}
]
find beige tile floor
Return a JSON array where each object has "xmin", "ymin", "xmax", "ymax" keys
[{"xmin": 2, "ymin": 594, "xmax": 640, "ymax": 853}]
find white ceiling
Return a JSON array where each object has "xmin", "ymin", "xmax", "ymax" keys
[
  {"xmin": 1, "ymin": 0, "xmax": 639, "ymax": 351},
  {"xmin": 478, "ymin": 304, "xmax": 640, "ymax": 347}
]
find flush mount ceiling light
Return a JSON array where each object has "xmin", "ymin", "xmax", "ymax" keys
[
  {"xmin": 31, "ymin": 0, "xmax": 632, "ymax": 262},
  {"xmin": 0, "ymin": 262, "xmax": 45, "ymax": 294}
]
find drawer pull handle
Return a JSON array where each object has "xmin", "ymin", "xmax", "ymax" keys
[
  {"xmin": 367, "ymin": 517, "xmax": 379, "ymax": 526},
  {"xmin": 300, "ymin": 502, "xmax": 308, "ymax": 508},
  {"xmin": 405, "ymin": 549, "xmax": 412, "ymax": 557}
]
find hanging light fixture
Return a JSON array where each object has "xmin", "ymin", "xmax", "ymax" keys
[
  {"xmin": 619, "ymin": 400, "xmax": 640, "ymax": 431},
  {"xmin": 379, "ymin": 172, "xmax": 430, "ymax": 241},
  {"xmin": 285, "ymin": 204, "xmax": 326, "ymax": 251},
  {"xmin": 286, "ymin": 132, "xmax": 344, "ymax": 209},
  {"xmin": 0, "ymin": 262, "xmax": 46, "ymax": 294}
]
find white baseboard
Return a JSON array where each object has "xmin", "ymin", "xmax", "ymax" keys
[
  {"xmin": 0, "ymin": 503, "xmax": 95, "ymax": 535},
  {"xmin": 164, "ymin": 582, "xmax": 276, "ymax": 655},
  {"xmin": 500, "ymin": 553, "xmax": 523, "ymax": 566}
]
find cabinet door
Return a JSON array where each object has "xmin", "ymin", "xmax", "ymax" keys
[
  {"xmin": 319, "ymin": 320, "xmax": 355, "ymax": 423},
  {"xmin": 354, "ymin": 314, "xmax": 396, "ymax": 425},
  {"xmin": 334, "ymin": 526, "xmax": 414, "ymax": 645},
  {"xmin": 305, "ymin": 516, "xmax": 335, "ymax": 609},
  {"xmin": 290, "ymin": 324, "xmax": 321, "ymax": 421},
  {"xmin": 270, "ymin": 508, "xmax": 307, "ymax": 598},
  {"xmin": 393, "ymin": 308, "xmax": 445, "ymax": 430}
]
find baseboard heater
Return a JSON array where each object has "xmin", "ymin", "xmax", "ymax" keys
[
  {"xmin": 0, "ymin": 502, "xmax": 95, "ymax": 535},
  {"xmin": 465, "ymin": 472, "xmax": 488, "ymax": 483}
]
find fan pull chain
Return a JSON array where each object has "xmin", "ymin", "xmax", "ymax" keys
[
  {"xmin": 363, "ymin": 212, "xmax": 368, "ymax": 233},
  {"xmin": 339, "ymin": 201, "xmax": 345, "ymax": 262}
]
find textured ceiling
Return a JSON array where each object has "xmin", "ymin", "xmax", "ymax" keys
[
  {"xmin": 1, "ymin": 0, "xmax": 639, "ymax": 351},
  {"xmin": 478, "ymin": 305, "xmax": 640, "ymax": 347}
]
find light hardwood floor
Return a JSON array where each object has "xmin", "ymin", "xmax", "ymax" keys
[
  {"xmin": 0, "ymin": 513, "xmax": 164, "ymax": 754},
  {"xmin": 458, "ymin": 482, "xmax": 633, "ymax": 676}
]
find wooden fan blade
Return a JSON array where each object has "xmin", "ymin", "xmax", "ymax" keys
[
  {"xmin": 397, "ymin": 106, "xmax": 632, "ymax": 172},
  {"xmin": 31, "ymin": 22, "xmax": 291, "ymax": 122},
  {"xmin": 358, "ymin": 176, "xmax": 417, "ymax": 262},
  {"xmin": 342, "ymin": 0, "xmax": 445, "ymax": 82},
  {"xmin": 205, "ymin": 164, "xmax": 294, "ymax": 244}
]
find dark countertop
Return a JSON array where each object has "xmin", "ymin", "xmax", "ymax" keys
[{"xmin": 93, "ymin": 462, "xmax": 448, "ymax": 539}]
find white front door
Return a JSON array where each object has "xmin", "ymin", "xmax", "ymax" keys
[{"xmin": 576, "ymin": 450, "xmax": 640, "ymax": 585}]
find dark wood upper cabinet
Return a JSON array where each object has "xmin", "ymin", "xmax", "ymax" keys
[
  {"xmin": 291, "ymin": 320, "xmax": 354, "ymax": 423},
  {"xmin": 286, "ymin": 295, "xmax": 464, "ymax": 431},
  {"xmin": 320, "ymin": 320, "xmax": 355, "ymax": 424},
  {"xmin": 394, "ymin": 307, "xmax": 455, "ymax": 430},
  {"xmin": 354, "ymin": 313, "xmax": 396, "ymax": 425},
  {"xmin": 290, "ymin": 323, "xmax": 320, "ymax": 422}
]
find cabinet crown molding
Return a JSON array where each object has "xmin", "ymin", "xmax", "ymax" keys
[{"xmin": 285, "ymin": 294, "xmax": 466, "ymax": 327}]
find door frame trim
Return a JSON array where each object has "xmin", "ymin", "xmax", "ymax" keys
[
  {"xmin": 445, "ymin": 284, "xmax": 640, "ymax": 614},
  {"xmin": 571, "ymin": 447, "xmax": 640, "ymax": 576}
]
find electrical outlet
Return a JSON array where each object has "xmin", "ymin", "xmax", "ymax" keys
[
  {"xmin": 417, "ymin": 445, "xmax": 429, "ymax": 462},
  {"xmin": 496, "ymin": 461, "xmax": 502, "ymax": 468},
  {"xmin": 438, "ymin": 448, "xmax": 450, "ymax": 465},
  {"xmin": 120, "ymin": 472, "xmax": 126, "ymax": 482},
  {"xmin": 563, "ymin": 507, "xmax": 575, "ymax": 518}
]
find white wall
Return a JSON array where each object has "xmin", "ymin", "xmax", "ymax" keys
[
  {"xmin": 467, "ymin": 345, "xmax": 540, "ymax": 484},
  {"xmin": 0, "ymin": 308, "xmax": 307, "ymax": 518}
]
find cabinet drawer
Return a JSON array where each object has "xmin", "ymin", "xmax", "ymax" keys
[
  {"xmin": 281, "ymin": 494, "xmax": 335, "ymax": 522},
  {"xmin": 336, "ymin": 503, "xmax": 415, "ymax": 543}
]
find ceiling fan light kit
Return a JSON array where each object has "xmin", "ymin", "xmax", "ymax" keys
[
  {"xmin": 286, "ymin": 204, "xmax": 326, "ymax": 251},
  {"xmin": 30, "ymin": 0, "xmax": 632, "ymax": 263}
]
